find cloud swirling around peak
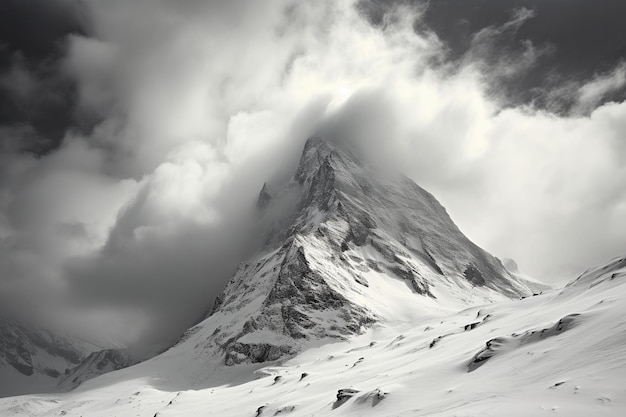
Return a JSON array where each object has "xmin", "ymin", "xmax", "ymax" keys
[{"xmin": 0, "ymin": 0, "xmax": 625, "ymax": 350}]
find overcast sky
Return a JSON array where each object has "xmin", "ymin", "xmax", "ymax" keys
[{"xmin": 1, "ymin": 0, "xmax": 625, "ymax": 352}]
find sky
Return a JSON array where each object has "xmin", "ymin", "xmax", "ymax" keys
[{"xmin": 1, "ymin": 0, "xmax": 625, "ymax": 352}]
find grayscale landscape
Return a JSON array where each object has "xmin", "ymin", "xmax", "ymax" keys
[{"xmin": 1, "ymin": 1, "xmax": 625, "ymax": 416}]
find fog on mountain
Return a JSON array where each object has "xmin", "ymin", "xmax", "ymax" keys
[{"xmin": 1, "ymin": 1, "xmax": 626, "ymax": 415}]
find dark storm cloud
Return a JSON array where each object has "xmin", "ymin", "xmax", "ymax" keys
[
  {"xmin": 0, "ymin": 0, "xmax": 625, "ymax": 353},
  {"xmin": 360, "ymin": 0, "xmax": 626, "ymax": 112},
  {"xmin": 0, "ymin": 0, "xmax": 340, "ymax": 349},
  {"xmin": 0, "ymin": 0, "xmax": 86, "ymax": 61},
  {"xmin": 0, "ymin": 0, "xmax": 86, "ymax": 154}
]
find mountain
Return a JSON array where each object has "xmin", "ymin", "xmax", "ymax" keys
[
  {"xmin": 0, "ymin": 138, "xmax": 623, "ymax": 416},
  {"xmin": 160, "ymin": 137, "xmax": 532, "ymax": 368},
  {"xmin": 57, "ymin": 349, "xmax": 135, "ymax": 392},
  {"xmin": 1, "ymin": 254, "xmax": 623, "ymax": 416},
  {"xmin": 0, "ymin": 318, "xmax": 131, "ymax": 398},
  {"xmin": 0, "ymin": 319, "xmax": 93, "ymax": 397},
  {"xmin": 502, "ymin": 258, "xmax": 553, "ymax": 294}
]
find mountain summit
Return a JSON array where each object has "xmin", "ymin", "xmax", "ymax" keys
[
  {"xmin": 6, "ymin": 139, "xmax": 626, "ymax": 417},
  {"xmin": 1, "ymin": 137, "xmax": 531, "ymax": 395},
  {"xmin": 166, "ymin": 137, "xmax": 532, "ymax": 367}
]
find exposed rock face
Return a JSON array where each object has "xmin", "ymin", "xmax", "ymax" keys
[
  {"xmin": 175, "ymin": 137, "xmax": 532, "ymax": 366},
  {"xmin": 213, "ymin": 240, "xmax": 376, "ymax": 366},
  {"xmin": 464, "ymin": 265, "xmax": 486, "ymax": 286},
  {"xmin": 287, "ymin": 137, "xmax": 525, "ymax": 298},
  {"xmin": 225, "ymin": 343, "xmax": 292, "ymax": 366}
]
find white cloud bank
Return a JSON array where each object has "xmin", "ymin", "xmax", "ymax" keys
[{"xmin": 0, "ymin": 0, "xmax": 625, "ymax": 348}]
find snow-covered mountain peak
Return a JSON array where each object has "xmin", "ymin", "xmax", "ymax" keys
[
  {"xmin": 293, "ymin": 136, "xmax": 335, "ymax": 185},
  {"xmin": 0, "ymin": 137, "xmax": 533, "ymax": 395},
  {"xmin": 3, "ymin": 140, "xmax": 623, "ymax": 416},
  {"xmin": 266, "ymin": 137, "xmax": 530, "ymax": 295},
  {"xmin": 160, "ymin": 137, "xmax": 534, "ymax": 369}
]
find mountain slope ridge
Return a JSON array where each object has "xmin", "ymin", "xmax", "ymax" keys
[
  {"xmin": 0, "ymin": 137, "xmax": 534, "ymax": 398},
  {"xmin": 0, "ymin": 138, "xmax": 622, "ymax": 415},
  {"xmin": 159, "ymin": 136, "xmax": 533, "ymax": 369}
]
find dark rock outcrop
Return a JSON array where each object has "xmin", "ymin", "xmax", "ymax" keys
[{"xmin": 333, "ymin": 388, "xmax": 360, "ymax": 409}]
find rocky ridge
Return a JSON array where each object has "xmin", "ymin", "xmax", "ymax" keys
[{"xmin": 169, "ymin": 137, "xmax": 532, "ymax": 366}]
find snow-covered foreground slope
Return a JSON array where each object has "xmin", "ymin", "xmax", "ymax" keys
[{"xmin": 1, "ymin": 256, "xmax": 624, "ymax": 416}]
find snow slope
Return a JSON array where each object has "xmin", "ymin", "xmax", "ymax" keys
[{"xmin": 0, "ymin": 255, "xmax": 624, "ymax": 416}]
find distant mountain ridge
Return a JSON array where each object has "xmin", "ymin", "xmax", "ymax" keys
[
  {"xmin": 57, "ymin": 349, "xmax": 135, "ymax": 392},
  {"xmin": 0, "ymin": 318, "xmax": 128, "ymax": 397}
]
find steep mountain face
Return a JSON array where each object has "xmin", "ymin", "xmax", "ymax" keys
[
  {"xmin": 167, "ymin": 137, "xmax": 532, "ymax": 367},
  {"xmin": 0, "ymin": 137, "xmax": 532, "ymax": 398}
]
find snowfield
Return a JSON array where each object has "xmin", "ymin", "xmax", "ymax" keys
[{"xmin": 1, "ymin": 255, "xmax": 624, "ymax": 416}]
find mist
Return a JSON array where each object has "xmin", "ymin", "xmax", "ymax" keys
[{"xmin": 1, "ymin": 0, "xmax": 625, "ymax": 352}]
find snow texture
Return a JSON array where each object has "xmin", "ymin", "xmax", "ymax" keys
[{"xmin": 0, "ymin": 254, "xmax": 623, "ymax": 416}]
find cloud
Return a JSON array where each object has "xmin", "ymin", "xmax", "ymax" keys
[
  {"xmin": 0, "ymin": 54, "xmax": 38, "ymax": 102},
  {"xmin": 574, "ymin": 63, "xmax": 626, "ymax": 114},
  {"xmin": 64, "ymin": 35, "xmax": 118, "ymax": 119},
  {"xmin": 0, "ymin": 0, "xmax": 625, "ymax": 350}
]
